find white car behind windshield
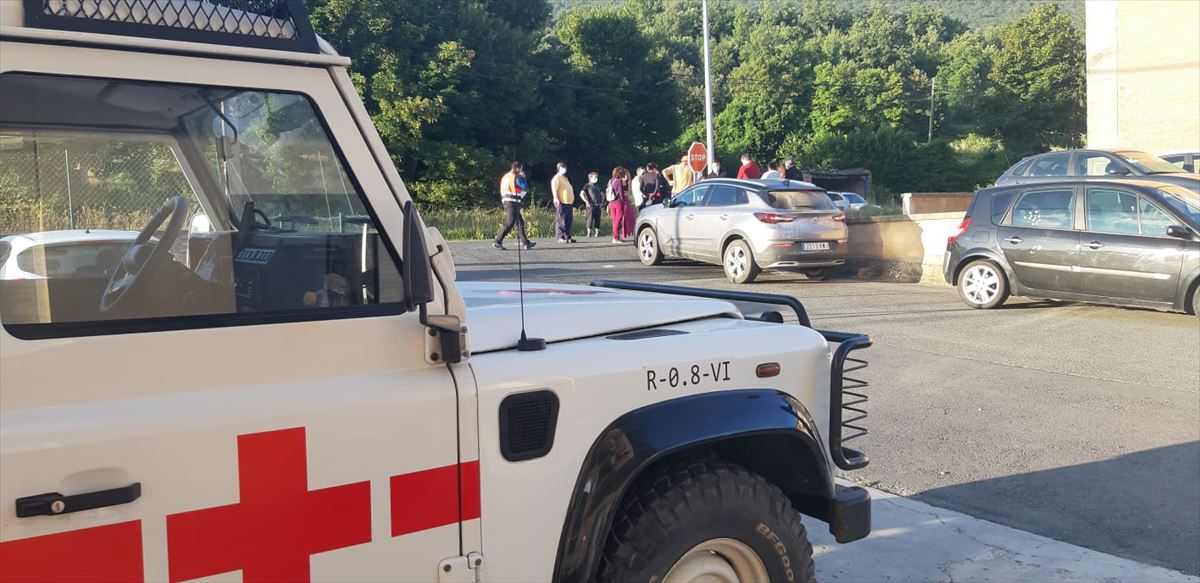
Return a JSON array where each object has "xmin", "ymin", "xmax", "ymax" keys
[{"xmin": 0, "ymin": 230, "xmax": 138, "ymax": 280}]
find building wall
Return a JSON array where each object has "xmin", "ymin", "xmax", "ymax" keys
[{"xmin": 1086, "ymin": 0, "xmax": 1200, "ymax": 153}]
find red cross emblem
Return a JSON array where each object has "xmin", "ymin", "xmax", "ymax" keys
[{"xmin": 165, "ymin": 428, "xmax": 371, "ymax": 583}]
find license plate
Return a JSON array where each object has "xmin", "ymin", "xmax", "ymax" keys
[
  {"xmin": 801, "ymin": 242, "xmax": 830, "ymax": 251},
  {"xmin": 645, "ymin": 360, "xmax": 732, "ymax": 391}
]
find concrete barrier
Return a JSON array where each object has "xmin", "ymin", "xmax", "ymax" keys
[{"xmin": 845, "ymin": 212, "xmax": 965, "ymax": 284}]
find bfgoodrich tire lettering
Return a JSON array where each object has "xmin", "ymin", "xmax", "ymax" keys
[{"xmin": 598, "ymin": 459, "xmax": 816, "ymax": 583}]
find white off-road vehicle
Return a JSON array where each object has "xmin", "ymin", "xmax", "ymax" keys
[{"xmin": 0, "ymin": 2, "xmax": 873, "ymax": 582}]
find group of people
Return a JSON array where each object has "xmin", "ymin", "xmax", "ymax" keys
[{"xmin": 492, "ymin": 154, "xmax": 804, "ymax": 249}]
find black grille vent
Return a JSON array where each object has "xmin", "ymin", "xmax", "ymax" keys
[
  {"xmin": 24, "ymin": 0, "xmax": 319, "ymax": 53},
  {"xmin": 499, "ymin": 391, "xmax": 559, "ymax": 461}
]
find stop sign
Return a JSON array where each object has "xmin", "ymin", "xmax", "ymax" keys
[{"xmin": 687, "ymin": 142, "xmax": 708, "ymax": 173}]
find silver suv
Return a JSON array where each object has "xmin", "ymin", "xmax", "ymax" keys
[{"xmin": 635, "ymin": 179, "xmax": 848, "ymax": 283}]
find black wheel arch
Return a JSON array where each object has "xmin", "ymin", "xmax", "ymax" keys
[
  {"xmin": 1180, "ymin": 266, "xmax": 1200, "ymax": 314},
  {"xmin": 720, "ymin": 229, "xmax": 752, "ymax": 255},
  {"xmin": 952, "ymin": 249, "xmax": 1017, "ymax": 290},
  {"xmin": 551, "ymin": 389, "xmax": 832, "ymax": 583}
]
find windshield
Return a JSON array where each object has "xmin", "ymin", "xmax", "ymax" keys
[
  {"xmin": 1114, "ymin": 150, "xmax": 1183, "ymax": 174},
  {"xmin": 762, "ymin": 190, "xmax": 838, "ymax": 211},
  {"xmin": 844, "ymin": 193, "xmax": 867, "ymax": 204},
  {"xmin": 1157, "ymin": 186, "xmax": 1200, "ymax": 225}
]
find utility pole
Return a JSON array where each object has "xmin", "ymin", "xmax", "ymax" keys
[
  {"xmin": 927, "ymin": 77, "xmax": 936, "ymax": 144},
  {"xmin": 702, "ymin": 0, "xmax": 715, "ymax": 164}
]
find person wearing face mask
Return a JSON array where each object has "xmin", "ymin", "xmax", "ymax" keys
[
  {"xmin": 784, "ymin": 157, "xmax": 802, "ymax": 181},
  {"xmin": 630, "ymin": 166, "xmax": 646, "ymax": 209},
  {"xmin": 579, "ymin": 171, "xmax": 604, "ymax": 237},
  {"xmin": 737, "ymin": 153, "xmax": 761, "ymax": 180},
  {"xmin": 551, "ymin": 162, "xmax": 576, "ymax": 243},
  {"xmin": 703, "ymin": 160, "xmax": 727, "ymax": 180}
]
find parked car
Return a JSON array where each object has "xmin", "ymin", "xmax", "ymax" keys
[
  {"xmin": 826, "ymin": 191, "xmax": 869, "ymax": 212},
  {"xmin": 635, "ymin": 178, "xmax": 848, "ymax": 283},
  {"xmin": 944, "ymin": 180, "xmax": 1200, "ymax": 315},
  {"xmin": 0, "ymin": 230, "xmax": 140, "ymax": 280},
  {"xmin": 1157, "ymin": 150, "xmax": 1200, "ymax": 173},
  {"xmin": 997, "ymin": 149, "xmax": 1200, "ymax": 193}
]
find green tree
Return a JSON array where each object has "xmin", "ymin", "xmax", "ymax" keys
[{"xmin": 983, "ymin": 2, "xmax": 1085, "ymax": 153}]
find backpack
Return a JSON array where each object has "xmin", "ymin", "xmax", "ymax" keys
[{"xmin": 605, "ymin": 182, "xmax": 616, "ymax": 202}]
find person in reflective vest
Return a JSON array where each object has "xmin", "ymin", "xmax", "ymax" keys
[{"xmin": 493, "ymin": 161, "xmax": 536, "ymax": 250}]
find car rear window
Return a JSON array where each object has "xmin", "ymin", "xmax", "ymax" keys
[
  {"xmin": 990, "ymin": 191, "xmax": 1017, "ymax": 224},
  {"xmin": 762, "ymin": 190, "xmax": 836, "ymax": 211},
  {"xmin": 1010, "ymin": 188, "xmax": 1076, "ymax": 229},
  {"xmin": 1010, "ymin": 158, "xmax": 1035, "ymax": 176}
]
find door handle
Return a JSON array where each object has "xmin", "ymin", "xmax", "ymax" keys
[
  {"xmin": 1004, "ymin": 236, "xmax": 1023, "ymax": 245},
  {"xmin": 16, "ymin": 483, "xmax": 141, "ymax": 517},
  {"xmin": 1083, "ymin": 241, "xmax": 1104, "ymax": 250},
  {"xmin": 719, "ymin": 214, "xmax": 729, "ymax": 220},
  {"xmin": 685, "ymin": 214, "xmax": 695, "ymax": 220}
]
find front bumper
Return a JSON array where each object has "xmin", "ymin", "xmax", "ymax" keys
[{"xmin": 826, "ymin": 484, "xmax": 872, "ymax": 543}]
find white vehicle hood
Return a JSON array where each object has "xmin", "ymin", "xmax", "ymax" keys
[{"xmin": 460, "ymin": 281, "xmax": 740, "ymax": 353}]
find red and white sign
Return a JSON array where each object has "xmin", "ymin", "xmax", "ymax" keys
[{"xmin": 688, "ymin": 142, "xmax": 708, "ymax": 173}]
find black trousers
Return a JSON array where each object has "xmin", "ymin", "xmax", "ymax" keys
[{"xmin": 495, "ymin": 201, "xmax": 528, "ymax": 244}]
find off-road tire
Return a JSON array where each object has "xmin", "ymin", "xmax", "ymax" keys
[
  {"xmin": 598, "ymin": 459, "xmax": 816, "ymax": 583},
  {"xmin": 802, "ymin": 267, "xmax": 831, "ymax": 281},
  {"xmin": 723, "ymin": 240, "xmax": 761, "ymax": 284},
  {"xmin": 638, "ymin": 227, "xmax": 664, "ymax": 266},
  {"xmin": 958, "ymin": 259, "xmax": 1009, "ymax": 309}
]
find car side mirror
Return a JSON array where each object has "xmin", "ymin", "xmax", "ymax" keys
[
  {"xmin": 1105, "ymin": 166, "xmax": 1131, "ymax": 176},
  {"xmin": 402, "ymin": 200, "xmax": 435, "ymax": 311},
  {"xmin": 1166, "ymin": 225, "xmax": 1197, "ymax": 240}
]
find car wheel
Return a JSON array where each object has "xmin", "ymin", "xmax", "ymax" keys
[
  {"xmin": 1192, "ymin": 285, "xmax": 1199, "ymax": 317},
  {"xmin": 802, "ymin": 267, "xmax": 830, "ymax": 281},
  {"xmin": 723, "ymin": 240, "xmax": 760, "ymax": 284},
  {"xmin": 599, "ymin": 459, "xmax": 816, "ymax": 583},
  {"xmin": 958, "ymin": 259, "xmax": 1009, "ymax": 309},
  {"xmin": 638, "ymin": 227, "xmax": 663, "ymax": 266}
]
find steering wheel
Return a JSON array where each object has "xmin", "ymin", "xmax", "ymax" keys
[{"xmin": 100, "ymin": 196, "xmax": 189, "ymax": 314}]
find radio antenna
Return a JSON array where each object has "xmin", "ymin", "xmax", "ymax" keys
[{"xmin": 516, "ymin": 228, "xmax": 545, "ymax": 352}]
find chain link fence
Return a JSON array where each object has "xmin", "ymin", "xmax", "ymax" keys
[{"xmin": 0, "ymin": 136, "xmax": 196, "ymax": 236}]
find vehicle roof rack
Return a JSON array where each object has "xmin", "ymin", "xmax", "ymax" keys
[{"xmin": 22, "ymin": 0, "xmax": 319, "ymax": 54}]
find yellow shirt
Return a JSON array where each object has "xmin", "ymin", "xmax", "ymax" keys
[
  {"xmin": 666, "ymin": 163, "xmax": 695, "ymax": 190},
  {"xmin": 552, "ymin": 174, "xmax": 575, "ymax": 205}
]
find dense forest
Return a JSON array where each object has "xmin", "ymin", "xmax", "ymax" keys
[
  {"xmin": 551, "ymin": 0, "xmax": 1084, "ymax": 30},
  {"xmin": 308, "ymin": 0, "xmax": 1086, "ymax": 205}
]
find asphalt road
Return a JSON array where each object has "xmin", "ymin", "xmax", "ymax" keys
[{"xmin": 450, "ymin": 237, "xmax": 1200, "ymax": 576}]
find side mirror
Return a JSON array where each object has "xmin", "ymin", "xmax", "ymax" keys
[
  {"xmin": 402, "ymin": 200, "xmax": 435, "ymax": 311},
  {"xmin": 1166, "ymin": 225, "xmax": 1197, "ymax": 240},
  {"xmin": 1105, "ymin": 166, "xmax": 1131, "ymax": 176}
]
